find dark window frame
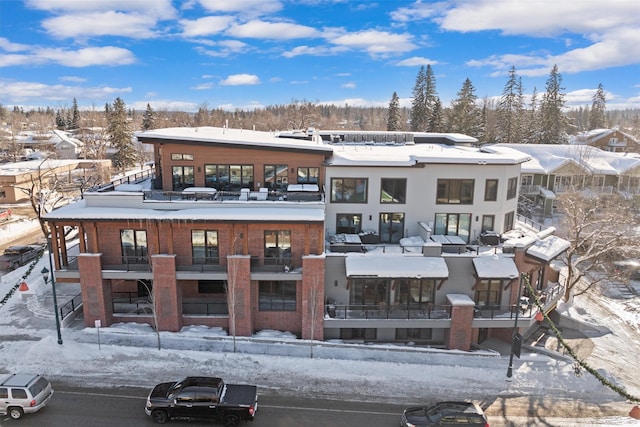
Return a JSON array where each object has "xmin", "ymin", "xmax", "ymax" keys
[
  {"xmin": 191, "ymin": 230, "xmax": 219, "ymax": 264},
  {"xmin": 336, "ymin": 214, "xmax": 362, "ymax": 234},
  {"xmin": 436, "ymin": 179, "xmax": 474, "ymax": 204},
  {"xmin": 484, "ymin": 179, "xmax": 498, "ymax": 201},
  {"xmin": 297, "ymin": 167, "xmax": 319, "ymax": 184},
  {"xmin": 475, "ymin": 279, "xmax": 502, "ymax": 308},
  {"xmin": 264, "ymin": 164, "xmax": 288, "ymax": 191},
  {"xmin": 264, "ymin": 230, "xmax": 291, "ymax": 265},
  {"xmin": 120, "ymin": 229, "xmax": 148, "ymax": 263},
  {"xmin": 504, "ymin": 211, "xmax": 515, "ymax": 233},
  {"xmin": 258, "ymin": 280, "xmax": 297, "ymax": 311},
  {"xmin": 507, "ymin": 177, "xmax": 518, "ymax": 199},
  {"xmin": 330, "ymin": 178, "xmax": 368, "ymax": 203},
  {"xmin": 380, "ymin": 178, "xmax": 407, "ymax": 204}
]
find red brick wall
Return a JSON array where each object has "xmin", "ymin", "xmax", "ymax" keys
[
  {"xmin": 152, "ymin": 254, "xmax": 182, "ymax": 332},
  {"xmin": 301, "ymin": 256, "xmax": 325, "ymax": 340},
  {"xmin": 447, "ymin": 304, "xmax": 474, "ymax": 351},
  {"xmin": 77, "ymin": 253, "xmax": 112, "ymax": 327},
  {"xmin": 227, "ymin": 255, "xmax": 253, "ymax": 336}
]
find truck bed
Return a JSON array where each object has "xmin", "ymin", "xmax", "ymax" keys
[{"xmin": 221, "ymin": 384, "xmax": 258, "ymax": 406}]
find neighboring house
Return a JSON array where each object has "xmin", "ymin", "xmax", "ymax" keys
[
  {"xmin": 53, "ymin": 129, "xmax": 84, "ymax": 159},
  {"xmin": 45, "ymin": 127, "xmax": 570, "ymax": 351},
  {"xmin": 497, "ymin": 144, "xmax": 640, "ymax": 217},
  {"xmin": 0, "ymin": 158, "xmax": 111, "ymax": 204},
  {"xmin": 571, "ymin": 128, "xmax": 640, "ymax": 153}
]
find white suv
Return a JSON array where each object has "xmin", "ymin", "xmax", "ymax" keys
[{"xmin": 0, "ymin": 374, "xmax": 54, "ymax": 420}]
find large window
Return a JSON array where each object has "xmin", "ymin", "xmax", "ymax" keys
[
  {"xmin": 336, "ymin": 214, "xmax": 362, "ymax": 234},
  {"xmin": 205, "ymin": 164, "xmax": 253, "ymax": 191},
  {"xmin": 172, "ymin": 166, "xmax": 194, "ymax": 191},
  {"xmin": 258, "ymin": 281, "xmax": 296, "ymax": 311},
  {"xmin": 171, "ymin": 153, "xmax": 193, "ymax": 161},
  {"xmin": 481, "ymin": 215, "xmax": 495, "ymax": 233},
  {"xmin": 330, "ymin": 178, "xmax": 368, "ymax": 203},
  {"xmin": 350, "ymin": 279, "xmax": 388, "ymax": 306},
  {"xmin": 380, "ymin": 178, "xmax": 406, "ymax": 203},
  {"xmin": 504, "ymin": 211, "xmax": 514, "ymax": 232},
  {"xmin": 484, "ymin": 179, "xmax": 498, "ymax": 201},
  {"xmin": 198, "ymin": 280, "xmax": 225, "ymax": 294},
  {"xmin": 379, "ymin": 212, "xmax": 405, "ymax": 243},
  {"xmin": 506, "ymin": 177, "xmax": 518, "ymax": 199},
  {"xmin": 264, "ymin": 230, "xmax": 291, "ymax": 265},
  {"xmin": 394, "ymin": 279, "xmax": 435, "ymax": 308},
  {"xmin": 121, "ymin": 229, "xmax": 148, "ymax": 263},
  {"xmin": 297, "ymin": 167, "xmax": 319, "ymax": 184},
  {"xmin": 264, "ymin": 164, "xmax": 288, "ymax": 191},
  {"xmin": 434, "ymin": 213, "xmax": 471, "ymax": 243},
  {"xmin": 436, "ymin": 179, "xmax": 474, "ymax": 204},
  {"xmin": 475, "ymin": 279, "xmax": 502, "ymax": 308},
  {"xmin": 192, "ymin": 230, "xmax": 219, "ymax": 264}
]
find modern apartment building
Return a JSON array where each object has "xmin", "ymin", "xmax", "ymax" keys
[{"xmin": 45, "ymin": 127, "xmax": 569, "ymax": 351}]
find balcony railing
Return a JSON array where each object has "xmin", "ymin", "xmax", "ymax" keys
[
  {"xmin": 141, "ymin": 189, "xmax": 324, "ymax": 203},
  {"xmin": 112, "ymin": 292, "xmax": 152, "ymax": 314},
  {"xmin": 325, "ymin": 304, "xmax": 452, "ymax": 320},
  {"xmin": 183, "ymin": 299, "xmax": 228, "ymax": 315}
]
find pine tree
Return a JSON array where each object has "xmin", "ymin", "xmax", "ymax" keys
[
  {"xmin": 424, "ymin": 65, "xmax": 439, "ymax": 132},
  {"xmin": 429, "ymin": 98, "xmax": 444, "ymax": 132},
  {"xmin": 108, "ymin": 97, "xmax": 135, "ymax": 175},
  {"xmin": 588, "ymin": 83, "xmax": 607, "ymax": 130},
  {"xmin": 387, "ymin": 92, "xmax": 402, "ymax": 131},
  {"xmin": 142, "ymin": 103, "xmax": 156, "ymax": 131},
  {"xmin": 496, "ymin": 66, "xmax": 525, "ymax": 143},
  {"xmin": 522, "ymin": 87, "xmax": 541, "ymax": 144},
  {"xmin": 410, "ymin": 66, "xmax": 427, "ymax": 131},
  {"xmin": 55, "ymin": 110, "xmax": 66, "ymax": 130},
  {"xmin": 70, "ymin": 98, "xmax": 80, "ymax": 130},
  {"xmin": 446, "ymin": 78, "xmax": 483, "ymax": 137},
  {"xmin": 539, "ymin": 65, "xmax": 569, "ymax": 144}
]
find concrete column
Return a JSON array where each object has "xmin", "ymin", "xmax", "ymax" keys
[
  {"xmin": 152, "ymin": 254, "xmax": 182, "ymax": 332},
  {"xmin": 301, "ymin": 255, "xmax": 325, "ymax": 340},
  {"xmin": 446, "ymin": 293, "xmax": 476, "ymax": 351},
  {"xmin": 77, "ymin": 253, "xmax": 112, "ymax": 327},
  {"xmin": 227, "ymin": 255, "xmax": 252, "ymax": 337}
]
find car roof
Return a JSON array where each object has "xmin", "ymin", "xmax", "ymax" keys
[
  {"xmin": 432, "ymin": 401, "xmax": 484, "ymax": 415},
  {"xmin": 0, "ymin": 374, "xmax": 40, "ymax": 387}
]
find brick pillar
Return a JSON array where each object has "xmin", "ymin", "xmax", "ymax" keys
[
  {"xmin": 301, "ymin": 255, "xmax": 325, "ymax": 340},
  {"xmin": 446, "ymin": 294, "xmax": 476, "ymax": 351},
  {"xmin": 227, "ymin": 255, "xmax": 252, "ymax": 337},
  {"xmin": 152, "ymin": 254, "xmax": 182, "ymax": 332},
  {"xmin": 77, "ymin": 253, "xmax": 112, "ymax": 327}
]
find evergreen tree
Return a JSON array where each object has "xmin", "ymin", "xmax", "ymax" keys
[
  {"xmin": 496, "ymin": 66, "xmax": 525, "ymax": 143},
  {"xmin": 588, "ymin": 83, "xmax": 607, "ymax": 130},
  {"xmin": 424, "ymin": 65, "xmax": 439, "ymax": 132},
  {"xmin": 410, "ymin": 66, "xmax": 427, "ymax": 131},
  {"xmin": 522, "ymin": 87, "xmax": 541, "ymax": 144},
  {"xmin": 55, "ymin": 110, "xmax": 66, "ymax": 130},
  {"xmin": 142, "ymin": 103, "xmax": 156, "ymax": 130},
  {"xmin": 539, "ymin": 65, "xmax": 569, "ymax": 144},
  {"xmin": 70, "ymin": 98, "xmax": 80, "ymax": 130},
  {"xmin": 387, "ymin": 92, "xmax": 402, "ymax": 131},
  {"xmin": 428, "ymin": 98, "xmax": 444, "ymax": 132},
  {"xmin": 446, "ymin": 78, "xmax": 483, "ymax": 137},
  {"xmin": 108, "ymin": 97, "xmax": 135, "ymax": 175}
]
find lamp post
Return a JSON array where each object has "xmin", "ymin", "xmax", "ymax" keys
[
  {"xmin": 41, "ymin": 242, "xmax": 63, "ymax": 345},
  {"xmin": 506, "ymin": 272, "xmax": 525, "ymax": 379}
]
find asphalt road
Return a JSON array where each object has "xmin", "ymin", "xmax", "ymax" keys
[{"xmin": 4, "ymin": 385, "xmax": 405, "ymax": 427}]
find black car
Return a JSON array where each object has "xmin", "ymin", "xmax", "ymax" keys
[{"xmin": 400, "ymin": 401, "xmax": 489, "ymax": 426}]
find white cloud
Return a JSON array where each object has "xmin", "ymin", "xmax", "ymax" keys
[
  {"xmin": 35, "ymin": 46, "xmax": 137, "ymax": 67},
  {"xmin": 180, "ymin": 16, "xmax": 235, "ymax": 37},
  {"xmin": 329, "ymin": 30, "xmax": 416, "ymax": 58},
  {"xmin": 42, "ymin": 11, "xmax": 163, "ymax": 39},
  {"xmin": 341, "ymin": 82, "xmax": 356, "ymax": 89},
  {"xmin": 197, "ymin": 0, "xmax": 283, "ymax": 16},
  {"xmin": 191, "ymin": 82, "xmax": 214, "ymax": 90},
  {"xmin": 220, "ymin": 74, "xmax": 261, "ymax": 86},
  {"xmin": 59, "ymin": 76, "xmax": 87, "ymax": 83},
  {"xmin": 0, "ymin": 79, "xmax": 131, "ymax": 103},
  {"xmin": 216, "ymin": 101, "xmax": 265, "ymax": 111},
  {"xmin": 396, "ymin": 56, "xmax": 439, "ymax": 67},
  {"xmin": 282, "ymin": 45, "xmax": 346, "ymax": 58},
  {"xmin": 195, "ymin": 40, "xmax": 249, "ymax": 58},
  {"xmin": 0, "ymin": 37, "xmax": 30, "ymax": 52},
  {"xmin": 131, "ymin": 99, "xmax": 199, "ymax": 112},
  {"xmin": 226, "ymin": 20, "xmax": 318, "ymax": 40}
]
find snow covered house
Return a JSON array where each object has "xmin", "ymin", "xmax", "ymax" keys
[
  {"xmin": 571, "ymin": 128, "xmax": 640, "ymax": 153},
  {"xmin": 44, "ymin": 127, "xmax": 570, "ymax": 351}
]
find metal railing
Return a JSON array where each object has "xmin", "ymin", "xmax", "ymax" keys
[
  {"xmin": 59, "ymin": 293, "xmax": 82, "ymax": 320},
  {"xmin": 325, "ymin": 304, "xmax": 452, "ymax": 320},
  {"xmin": 112, "ymin": 292, "xmax": 152, "ymax": 314},
  {"xmin": 183, "ymin": 300, "xmax": 228, "ymax": 315}
]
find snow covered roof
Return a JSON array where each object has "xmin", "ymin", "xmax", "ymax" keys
[
  {"xmin": 526, "ymin": 235, "xmax": 571, "ymax": 262},
  {"xmin": 345, "ymin": 253, "xmax": 449, "ymax": 279},
  {"xmin": 136, "ymin": 127, "xmax": 334, "ymax": 154},
  {"xmin": 472, "ymin": 255, "xmax": 519, "ymax": 279},
  {"xmin": 327, "ymin": 143, "xmax": 529, "ymax": 167},
  {"xmin": 0, "ymin": 158, "xmax": 87, "ymax": 176},
  {"xmin": 496, "ymin": 143, "xmax": 640, "ymax": 175},
  {"xmin": 44, "ymin": 196, "xmax": 325, "ymax": 222}
]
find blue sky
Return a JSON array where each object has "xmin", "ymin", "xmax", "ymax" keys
[{"xmin": 1, "ymin": 0, "xmax": 639, "ymax": 113}]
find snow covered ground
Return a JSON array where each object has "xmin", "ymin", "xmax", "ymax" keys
[{"xmin": 1, "ymin": 220, "xmax": 639, "ymax": 426}]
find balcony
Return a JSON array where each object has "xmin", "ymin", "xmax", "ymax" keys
[{"xmin": 141, "ymin": 188, "xmax": 324, "ymax": 203}]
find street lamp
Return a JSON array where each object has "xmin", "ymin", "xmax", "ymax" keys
[
  {"xmin": 506, "ymin": 272, "xmax": 525, "ymax": 379},
  {"xmin": 41, "ymin": 261, "xmax": 63, "ymax": 345}
]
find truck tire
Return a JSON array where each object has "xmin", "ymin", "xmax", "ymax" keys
[
  {"xmin": 9, "ymin": 406, "xmax": 24, "ymax": 420},
  {"xmin": 223, "ymin": 413, "xmax": 240, "ymax": 427},
  {"xmin": 151, "ymin": 409, "xmax": 169, "ymax": 424},
  {"xmin": 11, "ymin": 262, "xmax": 20, "ymax": 271}
]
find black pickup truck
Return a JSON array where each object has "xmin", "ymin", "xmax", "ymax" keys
[
  {"xmin": 145, "ymin": 376, "xmax": 258, "ymax": 426},
  {"xmin": 0, "ymin": 245, "xmax": 44, "ymax": 271}
]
